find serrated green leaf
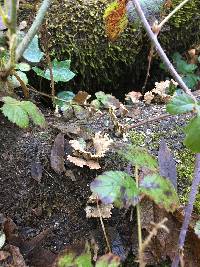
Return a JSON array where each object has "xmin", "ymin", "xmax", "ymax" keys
[
  {"xmin": 16, "ymin": 62, "xmax": 31, "ymax": 72},
  {"xmin": 194, "ymin": 220, "xmax": 200, "ymax": 238},
  {"xmin": 96, "ymin": 253, "xmax": 120, "ymax": 267},
  {"xmin": 1, "ymin": 97, "xmax": 29, "ymax": 127},
  {"xmin": 140, "ymin": 174, "xmax": 179, "ymax": 212},
  {"xmin": 23, "ymin": 35, "xmax": 44, "ymax": 63},
  {"xmin": 33, "ymin": 59, "xmax": 75, "ymax": 82},
  {"xmin": 90, "ymin": 171, "xmax": 140, "ymax": 208},
  {"xmin": 21, "ymin": 101, "xmax": 46, "ymax": 127},
  {"xmin": 184, "ymin": 116, "xmax": 200, "ymax": 153},
  {"xmin": 55, "ymin": 91, "xmax": 75, "ymax": 107},
  {"xmin": 166, "ymin": 91, "xmax": 195, "ymax": 115},
  {"xmin": 9, "ymin": 70, "xmax": 28, "ymax": 88},
  {"xmin": 119, "ymin": 145, "xmax": 158, "ymax": 171},
  {"xmin": 1, "ymin": 97, "xmax": 45, "ymax": 128},
  {"xmin": 57, "ymin": 243, "xmax": 92, "ymax": 267},
  {"xmin": 0, "ymin": 231, "xmax": 6, "ymax": 249}
]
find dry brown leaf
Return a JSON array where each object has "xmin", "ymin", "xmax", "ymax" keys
[
  {"xmin": 138, "ymin": 198, "xmax": 200, "ymax": 266},
  {"xmin": 0, "ymin": 250, "xmax": 10, "ymax": 261},
  {"xmin": 143, "ymin": 91, "xmax": 154, "ymax": 104},
  {"xmin": 73, "ymin": 91, "xmax": 91, "ymax": 105},
  {"xmin": 188, "ymin": 49, "xmax": 198, "ymax": 64},
  {"xmin": 85, "ymin": 204, "xmax": 114, "ymax": 218},
  {"xmin": 9, "ymin": 245, "xmax": 27, "ymax": 267},
  {"xmin": 31, "ymin": 161, "xmax": 43, "ymax": 183},
  {"xmin": 67, "ymin": 155, "xmax": 101, "ymax": 169},
  {"xmin": 125, "ymin": 91, "xmax": 142, "ymax": 103},
  {"xmin": 69, "ymin": 132, "xmax": 113, "ymax": 159},
  {"xmin": 50, "ymin": 133, "xmax": 65, "ymax": 174}
]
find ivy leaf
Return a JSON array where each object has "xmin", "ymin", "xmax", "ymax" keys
[
  {"xmin": 23, "ymin": 35, "xmax": 44, "ymax": 63},
  {"xmin": 55, "ymin": 91, "xmax": 75, "ymax": 107},
  {"xmin": 166, "ymin": 91, "xmax": 196, "ymax": 114},
  {"xmin": 194, "ymin": 220, "xmax": 200, "ymax": 238},
  {"xmin": 90, "ymin": 171, "xmax": 140, "ymax": 208},
  {"xmin": 33, "ymin": 59, "xmax": 75, "ymax": 82},
  {"xmin": 56, "ymin": 243, "xmax": 92, "ymax": 267},
  {"xmin": 140, "ymin": 174, "xmax": 179, "ymax": 212},
  {"xmin": 96, "ymin": 253, "xmax": 120, "ymax": 267},
  {"xmin": 184, "ymin": 116, "xmax": 200, "ymax": 153},
  {"xmin": 119, "ymin": 145, "xmax": 158, "ymax": 171},
  {"xmin": 1, "ymin": 97, "xmax": 45, "ymax": 128}
]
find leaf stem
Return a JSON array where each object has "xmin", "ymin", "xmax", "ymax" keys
[
  {"xmin": 135, "ymin": 165, "xmax": 143, "ymax": 265},
  {"xmin": 171, "ymin": 153, "xmax": 200, "ymax": 267},
  {"xmin": 131, "ymin": 0, "xmax": 197, "ymax": 103},
  {"xmin": 15, "ymin": 0, "xmax": 52, "ymax": 62}
]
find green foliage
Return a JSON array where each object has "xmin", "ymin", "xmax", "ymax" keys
[
  {"xmin": 33, "ymin": 59, "xmax": 75, "ymax": 82},
  {"xmin": 57, "ymin": 243, "xmax": 92, "ymax": 267},
  {"xmin": 166, "ymin": 91, "xmax": 196, "ymax": 115},
  {"xmin": 90, "ymin": 171, "xmax": 140, "ymax": 208},
  {"xmin": 22, "ymin": 35, "xmax": 44, "ymax": 63},
  {"xmin": 119, "ymin": 145, "xmax": 158, "ymax": 171},
  {"xmin": 184, "ymin": 116, "xmax": 200, "ymax": 153},
  {"xmin": 172, "ymin": 52, "xmax": 200, "ymax": 90},
  {"xmin": 55, "ymin": 91, "xmax": 75, "ymax": 108},
  {"xmin": 1, "ymin": 97, "xmax": 46, "ymax": 128},
  {"xmin": 140, "ymin": 174, "xmax": 179, "ymax": 212},
  {"xmin": 91, "ymin": 146, "xmax": 179, "ymax": 212}
]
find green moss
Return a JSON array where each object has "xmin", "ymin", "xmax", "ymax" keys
[{"xmin": 129, "ymin": 130, "xmax": 145, "ymax": 146}]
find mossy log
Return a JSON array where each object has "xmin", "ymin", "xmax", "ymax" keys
[{"xmin": 20, "ymin": 0, "xmax": 200, "ymax": 94}]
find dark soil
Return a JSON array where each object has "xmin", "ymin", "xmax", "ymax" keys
[{"xmin": 0, "ymin": 99, "xmax": 198, "ymax": 266}]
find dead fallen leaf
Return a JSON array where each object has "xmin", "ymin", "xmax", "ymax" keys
[
  {"xmin": 50, "ymin": 133, "xmax": 65, "ymax": 174},
  {"xmin": 31, "ymin": 161, "xmax": 43, "ymax": 183},
  {"xmin": 86, "ymin": 193, "xmax": 114, "ymax": 218},
  {"xmin": 85, "ymin": 204, "xmax": 113, "ymax": 218},
  {"xmin": 0, "ymin": 250, "xmax": 10, "ymax": 261},
  {"xmin": 73, "ymin": 91, "xmax": 91, "ymax": 105},
  {"xmin": 125, "ymin": 91, "xmax": 142, "ymax": 104},
  {"xmin": 67, "ymin": 155, "xmax": 101, "ymax": 169},
  {"xmin": 69, "ymin": 132, "xmax": 113, "ymax": 160},
  {"xmin": 144, "ymin": 91, "xmax": 154, "ymax": 104},
  {"xmin": 158, "ymin": 139, "xmax": 177, "ymax": 190},
  {"xmin": 138, "ymin": 199, "xmax": 200, "ymax": 266},
  {"xmin": 65, "ymin": 169, "xmax": 76, "ymax": 181},
  {"xmin": 9, "ymin": 245, "xmax": 27, "ymax": 267}
]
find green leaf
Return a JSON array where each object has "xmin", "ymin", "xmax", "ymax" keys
[
  {"xmin": 95, "ymin": 91, "xmax": 110, "ymax": 105},
  {"xmin": 90, "ymin": 171, "xmax": 140, "ymax": 208},
  {"xmin": 1, "ymin": 97, "xmax": 45, "ymax": 128},
  {"xmin": 55, "ymin": 91, "xmax": 75, "ymax": 107},
  {"xmin": 96, "ymin": 253, "xmax": 120, "ymax": 267},
  {"xmin": 57, "ymin": 243, "xmax": 92, "ymax": 267},
  {"xmin": 172, "ymin": 52, "xmax": 197, "ymax": 75},
  {"xmin": 184, "ymin": 116, "xmax": 200, "ymax": 153},
  {"xmin": 21, "ymin": 101, "xmax": 46, "ymax": 127},
  {"xmin": 33, "ymin": 59, "xmax": 75, "ymax": 82},
  {"xmin": 194, "ymin": 220, "xmax": 200, "ymax": 238},
  {"xmin": 8, "ymin": 71, "xmax": 28, "ymax": 88},
  {"xmin": 16, "ymin": 62, "xmax": 31, "ymax": 72},
  {"xmin": 119, "ymin": 145, "xmax": 158, "ymax": 171},
  {"xmin": 183, "ymin": 74, "xmax": 200, "ymax": 89},
  {"xmin": 140, "ymin": 174, "xmax": 179, "ymax": 212},
  {"xmin": 23, "ymin": 35, "xmax": 44, "ymax": 63},
  {"xmin": 166, "ymin": 91, "xmax": 196, "ymax": 115}
]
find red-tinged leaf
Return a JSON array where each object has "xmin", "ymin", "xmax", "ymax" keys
[{"xmin": 104, "ymin": 0, "xmax": 128, "ymax": 41}]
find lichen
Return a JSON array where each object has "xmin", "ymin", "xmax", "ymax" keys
[{"xmin": 129, "ymin": 130, "xmax": 145, "ymax": 146}]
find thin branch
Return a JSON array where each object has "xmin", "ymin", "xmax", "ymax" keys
[
  {"xmin": 15, "ymin": 0, "xmax": 52, "ymax": 61},
  {"xmin": 172, "ymin": 153, "xmax": 200, "ymax": 267},
  {"xmin": 158, "ymin": 0, "xmax": 191, "ymax": 29},
  {"xmin": 131, "ymin": 0, "xmax": 196, "ymax": 103}
]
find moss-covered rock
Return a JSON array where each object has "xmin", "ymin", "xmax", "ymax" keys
[{"xmin": 20, "ymin": 0, "xmax": 200, "ymax": 93}]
